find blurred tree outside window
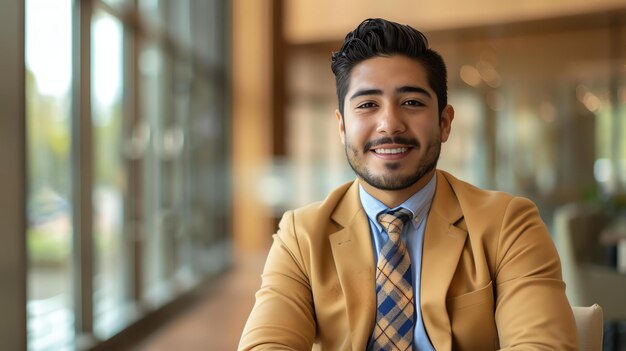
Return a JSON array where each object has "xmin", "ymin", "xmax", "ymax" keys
[{"xmin": 25, "ymin": 0, "xmax": 75, "ymax": 350}]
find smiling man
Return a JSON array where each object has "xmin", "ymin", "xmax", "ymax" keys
[
  {"xmin": 239, "ymin": 18, "xmax": 578, "ymax": 351},
  {"xmin": 339, "ymin": 54, "xmax": 451, "ymax": 208}
]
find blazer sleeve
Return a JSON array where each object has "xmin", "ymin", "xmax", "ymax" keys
[
  {"xmin": 494, "ymin": 197, "xmax": 578, "ymax": 350},
  {"xmin": 238, "ymin": 211, "xmax": 316, "ymax": 351}
]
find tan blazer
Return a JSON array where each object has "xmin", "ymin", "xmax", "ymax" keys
[{"xmin": 239, "ymin": 170, "xmax": 578, "ymax": 350}]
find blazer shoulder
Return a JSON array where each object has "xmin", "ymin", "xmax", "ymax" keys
[
  {"xmin": 438, "ymin": 170, "xmax": 542, "ymax": 234},
  {"xmin": 440, "ymin": 170, "xmax": 536, "ymax": 212}
]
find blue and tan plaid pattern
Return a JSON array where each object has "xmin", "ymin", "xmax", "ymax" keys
[{"xmin": 371, "ymin": 208, "xmax": 414, "ymax": 351}]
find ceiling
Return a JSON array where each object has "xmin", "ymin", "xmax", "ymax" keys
[{"xmin": 284, "ymin": 0, "xmax": 626, "ymax": 43}]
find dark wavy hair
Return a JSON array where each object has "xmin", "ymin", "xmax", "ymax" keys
[{"xmin": 331, "ymin": 18, "xmax": 448, "ymax": 118}]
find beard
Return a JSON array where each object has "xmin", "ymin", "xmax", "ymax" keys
[{"xmin": 344, "ymin": 136, "xmax": 441, "ymax": 191}]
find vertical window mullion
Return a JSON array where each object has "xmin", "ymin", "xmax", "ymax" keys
[
  {"xmin": 124, "ymin": 1, "xmax": 143, "ymax": 304},
  {"xmin": 71, "ymin": 0, "xmax": 95, "ymax": 345}
]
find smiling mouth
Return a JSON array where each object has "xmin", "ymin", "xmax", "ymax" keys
[
  {"xmin": 372, "ymin": 147, "xmax": 410, "ymax": 154},
  {"xmin": 364, "ymin": 137, "xmax": 419, "ymax": 154}
]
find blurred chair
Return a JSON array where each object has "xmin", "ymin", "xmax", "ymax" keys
[
  {"xmin": 554, "ymin": 203, "xmax": 626, "ymax": 321},
  {"xmin": 573, "ymin": 304, "xmax": 604, "ymax": 351}
]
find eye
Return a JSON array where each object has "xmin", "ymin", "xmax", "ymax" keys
[
  {"xmin": 356, "ymin": 102, "xmax": 377, "ymax": 109},
  {"xmin": 402, "ymin": 99, "xmax": 425, "ymax": 107}
]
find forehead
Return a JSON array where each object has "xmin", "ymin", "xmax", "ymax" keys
[{"xmin": 347, "ymin": 55, "xmax": 432, "ymax": 95}]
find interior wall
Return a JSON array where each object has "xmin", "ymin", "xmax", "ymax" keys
[
  {"xmin": 0, "ymin": 0, "xmax": 27, "ymax": 349},
  {"xmin": 231, "ymin": 0, "xmax": 274, "ymax": 253}
]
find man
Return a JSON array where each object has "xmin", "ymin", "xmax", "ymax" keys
[{"xmin": 239, "ymin": 18, "xmax": 578, "ymax": 350}]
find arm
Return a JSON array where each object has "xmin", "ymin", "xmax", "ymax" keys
[
  {"xmin": 494, "ymin": 197, "xmax": 578, "ymax": 350},
  {"xmin": 238, "ymin": 211, "xmax": 316, "ymax": 351}
]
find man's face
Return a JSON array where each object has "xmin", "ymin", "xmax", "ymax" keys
[{"xmin": 336, "ymin": 55, "xmax": 453, "ymax": 191}]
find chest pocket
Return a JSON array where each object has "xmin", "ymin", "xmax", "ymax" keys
[{"xmin": 446, "ymin": 281, "xmax": 498, "ymax": 350}]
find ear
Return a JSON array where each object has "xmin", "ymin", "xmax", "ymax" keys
[
  {"xmin": 439, "ymin": 104, "xmax": 454, "ymax": 143},
  {"xmin": 335, "ymin": 109, "xmax": 345, "ymax": 145}
]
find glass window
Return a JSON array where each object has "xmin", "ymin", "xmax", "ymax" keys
[
  {"xmin": 101, "ymin": 0, "xmax": 130, "ymax": 9},
  {"xmin": 139, "ymin": 41, "xmax": 173, "ymax": 307},
  {"xmin": 138, "ymin": 0, "xmax": 164, "ymax": 31},
  {"xmin": 170, "ymin": 58, "xmax": 193, "ymax": 285},
  {"xmin": 91, "ymin": 8, "xmax": 135, "ymax": 339},
  {"xmin": 25, "ymin": 0, "xmax": 75, "ymax": 350},
  {"xmin": 189, "ymin": 75, "xmax": 222, "ymax": 271},
  {"xmin": 168, "ymin": 0, "xmax": 192, "ymax": 48},
  {"xmin": 23, "ymin": 0, "xmax": 232, "ymax": 348}
]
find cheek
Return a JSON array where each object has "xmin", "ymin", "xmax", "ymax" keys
[
  {"xmin": 413, "ymin": 122, "xmax": 440, "ymax": 139},
  {"xmin": 344, "ymin": 119, "xmax": 370, "ymax": 142}
]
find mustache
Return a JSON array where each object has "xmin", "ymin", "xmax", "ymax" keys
[{"xmin": 363, "ymin": 137, "xmax": 419, "ymax": 153}]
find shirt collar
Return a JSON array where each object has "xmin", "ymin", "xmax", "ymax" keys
[{"xmin": 359, "ymin": 174, "xmax": 437, "ymax": 232}]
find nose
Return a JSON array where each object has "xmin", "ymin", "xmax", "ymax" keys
[{"xmin": 376, "ymin": 105, "xmax": 406, "ymax": 135}]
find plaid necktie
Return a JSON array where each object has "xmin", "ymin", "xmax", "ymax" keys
[{"xmin": 371, "ymin": 208, "xmax": 414, "ymax": 351}]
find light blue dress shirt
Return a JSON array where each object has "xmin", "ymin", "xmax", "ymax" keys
[{"xmin": 359, "ymin": 175, "xmax": 437, "ymax": 351}]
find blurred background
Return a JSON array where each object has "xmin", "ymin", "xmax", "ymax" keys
[{"xmin": 1, "ymin": 0, "xmax": 626, "ymax": 350}]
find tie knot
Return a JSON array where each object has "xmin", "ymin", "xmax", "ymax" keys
[{"xmin": 377, "ymin": 208, "xmax": 412, "ymax": 241}]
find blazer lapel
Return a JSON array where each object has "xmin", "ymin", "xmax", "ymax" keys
[
  {"xmin": 329, "ymin": 180, "xmax": 376, "ymax": 350},
  {"xmin": 421, "ymin": 171, "xmax": 467, "ymax": 351}
]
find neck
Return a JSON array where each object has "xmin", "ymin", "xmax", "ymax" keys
[{"xmin": 359, "ymin": 170, "xmax": 436, "ymax": 208}]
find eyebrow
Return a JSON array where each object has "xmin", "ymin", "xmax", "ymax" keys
[
  {"xmin": 397, "ymin": 86, "xmax": 432, "ymax": 98},
  {"xmin": 349, "ymin": 89, "xmax": 382, "ymax": 101},
  {"xmin": 349, "ymin": 86, "xmax": 432, "ymax": 101}
]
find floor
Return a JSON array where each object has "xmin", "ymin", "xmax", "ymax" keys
[{"xmin": 137, "ymin": 251, "xmax": 266, "ymax": 351}]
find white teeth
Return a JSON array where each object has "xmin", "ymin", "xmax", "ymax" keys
[{"xmin": 374, "ymin": 147, "xmax": 408, "ymax": 154}]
